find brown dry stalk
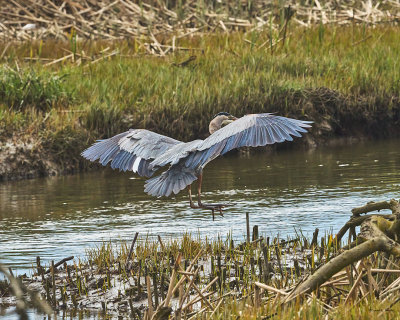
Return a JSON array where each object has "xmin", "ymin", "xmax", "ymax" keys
[
  {"xmin": 1, "ymin": 0, "xmax": 399, "ymax": 43},
  {"xmin": 255, "ymin": 282, "xmax": 289, "ymax": 296},
  {"xmin": 146, "ymin": 275, "xmax": 154, "ymax": 318},
  {"xmin": 178, "ymin": 267, "xmax": 200, "ymax": 309},
  {"xmin": 183, "ymin": 291, "xmax": 215, "ymax": 312},
  {"xmin": 344, "ymin": 270, "xmax": 365, "ymax": 304}
]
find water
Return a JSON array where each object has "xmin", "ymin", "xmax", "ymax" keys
[{"xmin": 1, "ymin": 139, "xmax": 399, "ymax": 275}]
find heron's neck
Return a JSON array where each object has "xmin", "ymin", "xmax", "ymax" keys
[{"xmin": 209, "ymin": 118, "xmax": 222, "ymax": 134}]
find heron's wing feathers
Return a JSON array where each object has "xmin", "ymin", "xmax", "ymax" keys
[
  {"xmin": 150, "ymin": 140, "xmax": 203, "ymax": 169},
  {"xmin": 144, "ymin": 164, "xmax": 198, "ymax": 197},
  {"xmin": 184, "ymin": 113, "xmax": 312, "ymax": 168},
  {"xmin": 200, "ymin": 113, "xmax": 311, "ymax": 151},
  {"xmin": 81, "ymin": 129, "xmax": 181, "ymax": 177},
  {"xmin": 143, "ymin": 140, "xmax": 202, "ymax": 197}
]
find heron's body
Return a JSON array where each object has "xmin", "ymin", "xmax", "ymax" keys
[{"xmin": 82, "ymin": 113, "xmax": 312, "ymax": 218}]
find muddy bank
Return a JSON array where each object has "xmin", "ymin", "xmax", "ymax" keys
[{"xmin": 0, "ymin": 137, "xmax": 79, "ymax": 181}]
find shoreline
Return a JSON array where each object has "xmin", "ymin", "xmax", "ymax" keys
[{"xmin": 1, "ymin": 115, "xmax": 398, "ymax": 183}]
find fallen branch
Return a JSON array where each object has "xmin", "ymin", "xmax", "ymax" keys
[{"xmin": 285, "ymin": 199, "xmax": 400, "ymax": 303}]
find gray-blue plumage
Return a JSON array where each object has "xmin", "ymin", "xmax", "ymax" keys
[
  {"xmin": 82, "ymin": 113, "xmax": 312, "ymax": 198},
  {"xmin": 81, "ymin": 129, "xmax": 180, "ymax": 177}
]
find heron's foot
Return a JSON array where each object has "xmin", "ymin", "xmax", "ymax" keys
[
  {"xmin": 200, "ymin": 202, "xmax": 231, "ymax": 207},
  {"xmin": 198, "ymin": 203, "xmax": 231, "ymax": 220},
  {"xmin": 189, "ymin": 198, "xmax": 231, "ymax": 220}
]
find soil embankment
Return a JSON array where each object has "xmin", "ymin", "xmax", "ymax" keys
[{"xmin": 1, "ymin": 87, "xmax": 399, "ymax": 181}]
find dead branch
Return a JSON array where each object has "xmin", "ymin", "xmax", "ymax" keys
[{"xmin": 285, "ymin": 199, "xmax": 400, "ymax": 303}]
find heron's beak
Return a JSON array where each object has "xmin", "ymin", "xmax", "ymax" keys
[{"xmin": 228, "ymin": 115, "xmax": 238, "ymax": 120}]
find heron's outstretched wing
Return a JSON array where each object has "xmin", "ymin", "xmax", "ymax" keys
[
  {"xmin": 145, "ymin": 114, "xmax": 312, "ymax": 197},
  {"xmin": 184, "ymin": 113, "xmax": 312, "ymax": 168},
  {"xmin": 81, "ymin": 129, "xmax": 181, "ymax": 177},
  {"xmin": 206, "ymin": 114, "xmax": 309, "ymax": 147}
]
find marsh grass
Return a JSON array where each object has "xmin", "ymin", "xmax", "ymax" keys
[
  {"xmin": 219, "ymin": 294, "xmax": 400, "ymax": 320},
  {"xmin": 0, "ymin": 67, "xmax": 72, "ymax": 112},
  {"xmin": 0, "ymin": 25, "xmax": 399, "ymax": 175},
  {"xmin": 20, "ymin": 232, "xmax": 400, "ymax": 319}
]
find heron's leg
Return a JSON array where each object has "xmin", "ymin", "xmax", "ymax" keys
[
  {"xmin": 188, "ymin": 185, "xmax": 199, "ymax": 208},
  {"xmin": 197, "ymin": 173, "xmax": 203, "ymax": 207},
  {"xmin": 188, "ymin": 184, "xmax": 218, "ymax": 220},
  {"xmin": 196, "ymin": 173, "xmax": 226, "ymax": 218}
]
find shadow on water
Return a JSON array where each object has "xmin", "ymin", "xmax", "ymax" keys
[{"xmin": 0, "ymin": 139, "xmax": 399, "ymax": 273}]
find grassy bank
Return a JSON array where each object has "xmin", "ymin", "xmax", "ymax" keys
[{"xmin": 1, "ymin": 25, "xmax": 400, "ymax": 180}]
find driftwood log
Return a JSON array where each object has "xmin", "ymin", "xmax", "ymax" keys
[{"xmin": 285, "ymin": 199, "xmax": 400, "ymax": 302}]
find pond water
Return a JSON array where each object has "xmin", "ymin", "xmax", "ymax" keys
[{"xmin": 1, "ymin": 139, "xmax": 399, "ymax": 276}]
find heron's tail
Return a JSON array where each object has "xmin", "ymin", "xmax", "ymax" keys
[{"xmin": 144, "ymin": 166, "xmax": 197, "ymax": 197}]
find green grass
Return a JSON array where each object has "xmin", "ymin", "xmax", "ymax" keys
[
  {"xmin": 0, "ymin": 25, "xmax": 400, "ymax": 175},
  {"xmin": 220, "ymin": 295, "xmax": 400, "ymax": 320},
  {"xmin": 0, "ymin": 68, "xmax": 72, "ymax": 112}
]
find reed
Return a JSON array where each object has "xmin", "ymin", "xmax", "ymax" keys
[{"xmin": 1, "ymin": 0, "xmax": 398, "ymax": 42}]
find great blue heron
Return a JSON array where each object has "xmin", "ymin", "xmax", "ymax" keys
[{"xmin": 82, "ymin": 112, "xmax": 312, "ymax": 219}]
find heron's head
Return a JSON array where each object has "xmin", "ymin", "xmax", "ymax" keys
[{"xmin": 209, "ymin": 112, "xmax": 237, "ymax": 134}]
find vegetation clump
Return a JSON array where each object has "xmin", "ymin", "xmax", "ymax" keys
[{"xmin": 0, "ymin": 68, "xmax": 72, "ymax": 112}]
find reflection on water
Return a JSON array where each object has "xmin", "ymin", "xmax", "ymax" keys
[{"xmin": 1, "ymin": 139, "xmax": 399, "ymax": 273}]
